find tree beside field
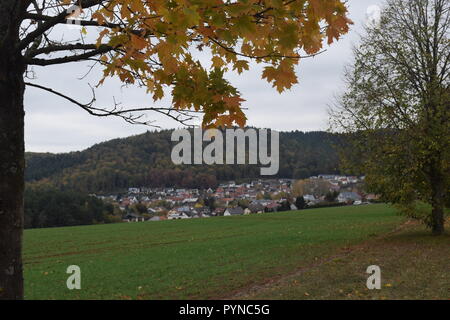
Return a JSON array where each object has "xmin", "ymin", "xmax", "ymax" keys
[
  {"xmin": 331, "ymin": 0, "xmax": 449, "ymax": 235},
  {"xmin": 0, "ymin": 0, "xmax": 351, "ymax": 299}
]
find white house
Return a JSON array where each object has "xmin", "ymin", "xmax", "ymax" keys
[
  {"xmin": 224, "ymin": 207, "xmax": 244, "ymax": 216},
  {"xmin": 303, "ymin": 194, "xmax": 316, "ymax": 202},
  {"xmin": 167, "ymin": 212, "xmax": 190, "ymax": 220},
  {"xmin": 337, "ymin": 192, "xmax": 362, "ymax": 203}
]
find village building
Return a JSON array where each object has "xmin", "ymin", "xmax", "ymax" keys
[{"xmin": 224, "ymin": 207, "xmax": 244, "ymax": 216}]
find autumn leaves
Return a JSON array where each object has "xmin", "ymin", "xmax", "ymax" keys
[{"xmin": 84, "ymin": 0, "xmax": 351, "ymax": 127}]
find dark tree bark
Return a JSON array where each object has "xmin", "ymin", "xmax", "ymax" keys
[
  {"xmin": 430, "ymin": 168, "xmax": 445, "ymax": 235},
  {"xmin": 0, "ymin": 0, "xmax": 27, "ymax": 300},
  {"xmin": 431, "ymin": 200, "xmax": 445, "ymax": 235}
]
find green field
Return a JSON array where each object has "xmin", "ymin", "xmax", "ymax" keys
[{"xmin": 23, "ymin": 204, "xmax": 449, "ymax": 300}]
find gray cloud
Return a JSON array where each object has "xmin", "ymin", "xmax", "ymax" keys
[{"xmin": 25, "ymin": 0, "xmax": 385, "ymax": 153}]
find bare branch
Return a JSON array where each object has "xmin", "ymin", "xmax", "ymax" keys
[
  {"xmin": 24, "ymin": 81, "xmax": 200, "ymax": 127},
  {"xmin": 25, "ymin": 44, "xmax": 114, "ymax": 65},
  {"xmin": 23, "ymin": 12, "xmax": 124, "ymax": 30},
  {"xmin": 26, "ymin": 43, "xmax": 98, "ymax": 56},
  {"xmin": 18, "ymin": 0, "xmax": 104, "ymax": 51}
]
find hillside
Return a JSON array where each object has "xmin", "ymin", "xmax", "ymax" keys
[{"xmin": 25, "ymin": 130, "xmax": 343, "ymax": 193}]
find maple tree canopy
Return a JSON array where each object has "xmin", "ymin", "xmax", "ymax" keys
[
  {"xmin": 2, "ymin": 0, "xmax": 353, "ymax": 300},
  {"xmin": 26, "ymin": 0, "xmax": 352, "ymax": 127}
]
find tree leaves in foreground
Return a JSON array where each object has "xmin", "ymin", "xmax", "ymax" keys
[
  {"xmin": 330, "ymin": 0, "xmax": 450, "ymax": 235},
  {"xmin": 1, "ymin": 0, "xmax": 352, "ymax": 299},
  {"xmin": 25, "ymin": 0, "xmax": 352, "ymax": 127}
]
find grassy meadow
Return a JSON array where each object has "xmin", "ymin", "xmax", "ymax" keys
[{"xmin": 23, "ymin": 204, "xmax": 449, "ymax": 300}]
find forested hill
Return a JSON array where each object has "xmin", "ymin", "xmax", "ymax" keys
[{"xmin": 25, "ymin": 130, "xmax": 343, "ymax": 193}]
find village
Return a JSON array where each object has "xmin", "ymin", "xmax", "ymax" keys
[{"xmin": 95, "ymin": 175, "xmax": 380, "ymax": 222}]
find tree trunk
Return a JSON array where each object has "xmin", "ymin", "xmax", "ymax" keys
[
  {"xmin": 0, "ymin": 2, "xmax": 26, "ymax": 300},
  {"xmin": 431, "ymin": 204, "xmax": 445, "ymax": 236},
  {"xmin": 430, "ymin": 174, "xmax": 445, "ymax": 236},
  {"xmin": 0, "ymin": 72, "xmax": 25, "ymax": 299}
]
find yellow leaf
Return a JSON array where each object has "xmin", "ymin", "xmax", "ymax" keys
[
  {"xmin": 211, "ymin": 56, "xmax": 225, "ymax": 68},
  {"xmin": 233, "ymin": 60, "xmax": 249, "ymax": 74}
]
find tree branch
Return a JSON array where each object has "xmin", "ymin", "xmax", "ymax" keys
[
  {"xmin": 18, "ymin": 0, "xmax": 104, "ymax": 51},
  {"xmin": 23, "ymin": 12, "xmax": 124, "ymax": 30},
  {"xmin": 24, "ymin": 82, "xmax": 200, "ymax": 127},
  {"xmin": 27, "ymin": 43, "xmax": 102, "ymax": 57},
  {"xmin": 26, "ymin": 44, "xmax": 114, "ymax": 65}
]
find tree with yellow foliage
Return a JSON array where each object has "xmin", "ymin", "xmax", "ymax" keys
[{"xmin": 0, "ymin": 0, "xmax": 351, "ymax": 299}]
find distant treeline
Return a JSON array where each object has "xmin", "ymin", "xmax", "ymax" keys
[
  {"xmin": 24, "ymin": 187, "xmax": 118, "ymax": 229},
  {"xmin": 25, "ymin": 130, "xmax": 343, "ymax": 193}
]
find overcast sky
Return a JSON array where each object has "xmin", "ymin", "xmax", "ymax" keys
[{"xmin": 25, "ymin": 0, "xmax": 385, "ymax": 153}]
